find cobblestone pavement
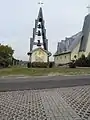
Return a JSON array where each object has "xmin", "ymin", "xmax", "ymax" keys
[
  {"xmin": 0, "ymin": 85, "xmax": 90, "ymax": 120},
  {"xmin": 58, "ymin": 85, "xmax": 90, "ymax": 120}
]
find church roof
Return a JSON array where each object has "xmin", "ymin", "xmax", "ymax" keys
[
  {"xmin": 69, "ymin": 32, "xmax": 83, "ymax": 51},
  {"xmin": 54, "ymin": 32, "xmax": 83, "ymax": 56}
]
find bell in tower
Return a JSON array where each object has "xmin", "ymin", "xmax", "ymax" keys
[
  {"xmin": 37, "ymin": 40, "xmax": 41, "ymax": 46},
  {"xmin": 37, "ymin": 30, "xmax": 41, "ymax": 36},
  {"xmin": 39, "ymin": 18, "xmax": 42, "ymax": 22},
  {"xmin": 38, "ymin": 24, "xmax": 41, "ymax": 29}
]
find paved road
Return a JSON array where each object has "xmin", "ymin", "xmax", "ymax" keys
[{"xmin": 0, "ymin": 75, "xmax": 90, "ymax": 91}]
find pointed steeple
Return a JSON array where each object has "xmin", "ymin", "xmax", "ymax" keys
[
  {"xmin": 38, "ymin": 7, "xmax": 43, "ymax": 20},
  {"xmin": 28, "ymin": 6, "xmax": 48, "ymax": 52}
]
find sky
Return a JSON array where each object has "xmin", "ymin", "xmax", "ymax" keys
[{"xmin": 0, "ymin": 0, "xmax": 89, "ymax": 61}]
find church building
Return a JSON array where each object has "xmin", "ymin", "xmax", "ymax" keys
[{"xmin": 54, "ymin": 12, "xmax": 90, "ymax": 66}]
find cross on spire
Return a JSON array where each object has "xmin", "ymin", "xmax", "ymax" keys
[
  {"xmin": 87, "ymin": 5, "xmax": 90, "ymax": 14},
  {"xmin": 38, "ymin": 1, "xmax": 44, "ymax": 7}
]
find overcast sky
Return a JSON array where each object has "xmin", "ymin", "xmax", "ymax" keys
[{"xmin": 0, "ymin": 0, "xmax": 89, "ymax": 61}]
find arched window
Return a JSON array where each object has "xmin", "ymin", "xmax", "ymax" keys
[{"xmin": 74, "ymin": 55, "xmax": 77, "ymax": 59}]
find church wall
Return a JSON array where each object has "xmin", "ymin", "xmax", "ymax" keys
[
  {"xmin": 85, "ymin": 32, "xmax": 90, "ymax": 57},
  {"xmin": 78, "ymin": 51, "xmax": 85, "ymax": 58},
  {"xmin": 31, "ymin": 49, "xmax": 48, "ymax": 63},
  {"xmin": 54, "ymin": 53, "xmax": 71, "ymax": 65},
  {"xmin": 76, "ymin": 32, "xmax": 90, "ymax": 58},
  {"xmin": 71, "ymin": 42, "xmax": 81, "ymax": 60}
]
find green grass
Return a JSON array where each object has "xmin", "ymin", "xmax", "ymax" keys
[{"xmin": 0, "ymin": 67, "xmax": 90, "ymax": 76}]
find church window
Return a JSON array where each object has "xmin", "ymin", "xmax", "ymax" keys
[{"xmin": 74, "ymin": 55, "xmax": 77, "ymax": 59}]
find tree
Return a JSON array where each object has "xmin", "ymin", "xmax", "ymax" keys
[
  {"xmin": 0, "ymin": 45, "xmax": 14, "ymax": 58},
  {"xmin": 81, "ymin": 54, "xmax": 86, "ymax": 60},
  {"xmin": 75, "ymin": 54, "xmax": 87, "ymax": 67},
  {"xmin": 0, "ymin": 44, "xmax": 14, "ymax": 67}
]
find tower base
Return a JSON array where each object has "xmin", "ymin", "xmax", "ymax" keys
[{"xmin": 28, "ymin": 47, "xmax": 51, "ymax": 68}]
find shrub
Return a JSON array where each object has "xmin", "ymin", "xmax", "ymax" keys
[
  {"xmin": 69, "ymin": 61, "xmax": 76, "ymax": 68},
  {"xmin": 75, "ymin": 54, "xmax": 88, "ymax": 67},
  {"xmin": 58, "ymin": 64, "xmax": 63, "ymax": 66},
  {"xmin": 49, "ymin": 62, "xmax": 54, "ymax": 68},
  {"xmin": 31, "ymin": 62, "xmax": 48, "ymax": 68},
  {"xmin": 27, "ymin": 62, "xmax": 31, "ymax": 68}
]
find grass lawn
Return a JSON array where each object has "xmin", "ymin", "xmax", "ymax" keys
[{"xmin": 0, "ymin": 67, "xmax": 90, "ymax": 76}]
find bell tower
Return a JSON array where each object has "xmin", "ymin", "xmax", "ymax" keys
[
  {"xmin": 30, "ymin": 7, "xmax": 48, "ymax": 51},
  {"xmin": 27, "ymin": 5, "xmax": 51, "ymax": 65}
]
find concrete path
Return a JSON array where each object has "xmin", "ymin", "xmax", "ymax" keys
[{"xmin": 0, "ymin": 75, "xmax": 90, "ymax": 91}]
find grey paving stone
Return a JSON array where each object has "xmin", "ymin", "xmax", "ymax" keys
[
  {"xmin": 58, "ymin": 85, "xmax": 90, "ymax": 120},
  {"xmin": 1, "ymin": 86, "xmax": 90, "ymax": 120}
]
